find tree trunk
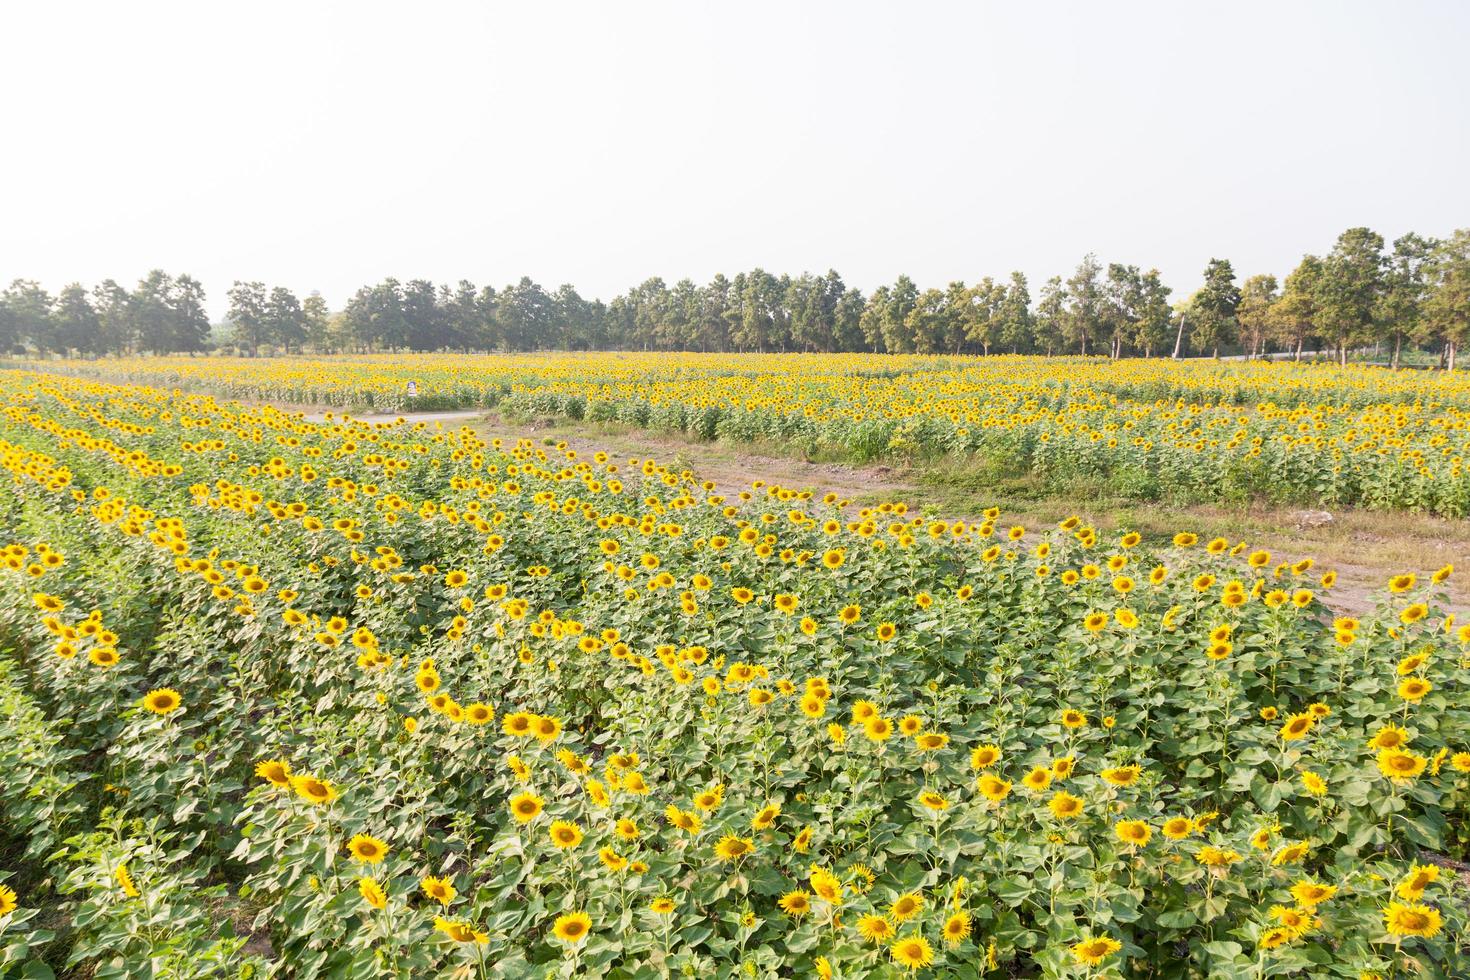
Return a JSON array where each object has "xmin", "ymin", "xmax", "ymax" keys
[
  {"xmin": 1294, "ymin": 335, "xmax": 1303, "ymax": 361},
  {"xmin": 1450, "ymin": 341, "xmax": 1458, "ymax": 372},
  {"xmin": 1171, "ymin": 317, "xmax": 1185, "ymax": 359},
  {"xmin": 1392, "ymin": 333, "xmax": 1402, "ymax": 370}
]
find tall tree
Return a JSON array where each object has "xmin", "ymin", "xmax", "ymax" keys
[
  {"xmin": 1379, "ymin": 232, "xmax": 1436, "ymax": 368},
  {"xmin": 1, "ymin": 280, "xmax": 53, "ymax": 353},
  {"xmin": 1188, "ymin": 258, "xmax": 1241, "ymax": 357},
  {"xmin": 1034, "ymin": 276, "xmax": 1066, "ymax": 356},
  {"xmin": 266, "ymin": 286, "xmax": 306, "ymax": 352},
  {"xmin": 906, "ymin": 287, "xmax": 952, "ymax": 355},
  {"xmin": 301, "ymin": 293, "xmax": 331, "ymax": 351},
  {"xmin": 880, "ymin": 276, "xmax": 919, "ymax": 354},
  {"xmin": 92, "ymin": 280, "xmax": 133, "ymax": 354},
  {"xmin": 1133, "ymin": 270, "xmax": 1173, "ymax": 357},
  {"xmin": 1064, "ymin": 255, "xmax": 1103, "ymax": 355},
  {"xmin": 1423, "ymin": 229, "xmax": 1470, "ymax": 370},
  {"xmin": 998, "ymin": 272, "xmax": 1033, "ymax": 354},
  {"xmin": 52, "ymin": 283, "xmax": 101, "ymax": 355},
  {"xmin": 1270, "ymin": 255, "xmax": 1322, "ymax": 359},
  {"xmin": 1236, "ymin": 274, "xmax": 1279, "ymax": 359},
  {"xmin": 1315, "ymin": 227, "xmax": 1385, "ymax": 364},
  {"xmin": 227, "ymin": 281, "xmax": 268, "ymax": 354},
  {"xmin": 168, "ymin": 274, "xmax": 212, "ymax": 352}
]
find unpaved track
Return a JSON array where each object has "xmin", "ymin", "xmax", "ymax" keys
[{"xmin": 272, "ymin": 406, "xmax": 1465, "ymax": 617}]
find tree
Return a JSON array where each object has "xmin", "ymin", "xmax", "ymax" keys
[
  {"xmin": 1379, "ymin": 232, "xmax": 1436, "ymax": 368},
  {"xmin": 860, "ymin": 286, "xmax": 890, "ymax": 353},
  {"xmin": 227, "ymin": 281, "xmax": 268, "ymax": 354},
  {"xmin": 1236, "ymin": 275, "xmax": 1279, "ymax": 359},
  {"xmin": 1064, "ymin": 255, "xmax": 1103, "ymax": 355},
  {"xmin": 93, "ymin": 280, "xmax": 134, "ymax": 354},
  {"xmin": 906, "ymin": 288, "xmax": 952, "ymax": 354},
  {"xmin": 1315, "ymin": 227, "xmax": 1385, "ymax": 364},
  {"xmin": 52, "ymin": 284, "xmax": 101, "ymax": 355},
  {"xmin": 1189, "ymin": 258, "xmax": 1240, "ymax": 357},
  {"xmin": 880, "ymin": 276, "xmax": 919, "ymax": 354},
  {"xmin": 266, "ymin": 287, "xmax": 306, "ymax": 352},
  {"xmin": 1034, "ymin": 277, "xmax": 1066, "ymax": 356},
  {"xmin": 1271, "ymin": 256, "xmax": 1321, "ymax": 359},
  {"xmin": 168, "ymin": 275, "xmax": 212, "ymax": 352},
  {"xmin": 998, "ymin": 272, "xmax": 1033, "ymax": 354},
  {"xmin": 1, "ymin": 280, "xmax": 53, "ymax": 353},
  {"xmin": 1423, "ymin": 229, "xmax": 1470, "ymax": 370},
  {"xmin": 1133, "ymin": 270, "xmax": 1173, "ymax": 357},
  {"xmin": 834, "ymin": 286, "xmax": 865, "ymax": 352},
  {"xmin": 302, "ymin": 293, "xmax": 331, "ymax": 351},
  {"xmin": 1103, "ymin": 264, "xmax": 1142, "ymax": 359}
]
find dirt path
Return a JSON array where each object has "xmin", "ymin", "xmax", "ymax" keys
[{"xmin": 258, "ymin": 404, "xmax": 1467, "ymax": 617}]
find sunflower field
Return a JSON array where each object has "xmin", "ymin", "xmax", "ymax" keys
[
  {"xmin": 28, "ymin": 352, "xmax": 1470, "ymax": 516},
  {"xmin": 0, "ymin": 367, "xmax": 1467, "ymax": 979}
]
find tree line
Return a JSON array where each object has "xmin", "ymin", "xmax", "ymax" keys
[{"xmin": 3, "ymin": 226, "xmax": 1468, "ymax": 365}]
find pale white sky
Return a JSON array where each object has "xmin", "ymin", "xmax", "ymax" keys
[{"xmin": 2, "ymin": 1, "xmax": 1467, "ymax": 316}]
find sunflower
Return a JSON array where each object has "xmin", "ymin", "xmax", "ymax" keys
[
  {"xmin": 290, "ymin": 775, "xmax": 338, "ymax": 806},
  {"xmin": 0, "ymin": 883, "xmax": 18, "ymax": 917},
  {"xmin": 810, "ymin": 868, "xmax": 843, "ymax": 903},
  {"xmin": 420, "ymin": 875, "xmax": 456, "ymax": 906},
  {"xmin": 1377, "ymin": 749, "xmax": 1427, "ymax": 782},
  {"xmin": 864, "ymin": 716, "xmax": 894, "ymax": 742},
  {"xmin": 1300, "ymin": 771, "xmax": 1328, "ymax": 796},
  {"xmin": 1367, "ymin": 725, "xmax": 1409, "ymax": 750},
  {"xmin": 1383, "ymin": 902, "xmax": 1442, "ymax": 938},
  {"xmin": 1288, "ymin": 880, "xmax": 1336, "ymax": 907},
  {"xmin": 255, "ymin": 758, "xmax": 292, "ymax": 787},
  {"xmin": 346, "ymin": 834, "xmax": 389, "ymax": 864},
  {"xmin": 1115, "ymin": 820, "xmax": 1151, "ymax": 848},
  {"xmin": 548, "ymin": 820, "xmax": 583, "ymax": 849},
  {"xmin": 649, "ymin": 896, "xmax": 675, "ymax": 915},
  {"xmin": 357, "ymin": 877, "xmax": 387, "ymax": 909},
  {"xmin": 779, "ymin": 890, "xmax": 812, "ymax": 918},
  {"xmin": 1278, "ymin": 713, "xmax": 1314, "ymax": 740},
  {"xmin": 942, "ymin": 910, "xmax": 972, "ymax": 945},
  {"xmin": 552, "ymin": 911, "xmax": 592, "ymax": 943},
  {"xmin": 1022, "ymin": 766, "xmax": 1053, "ymax": 793},
  {"xmin": 858, "ymin": 913, "xmax": 895, "ymax": 943},
  {"xmin": 876, "ymin": 622, "xmax": 897, "ymax": 642},
  {"xmin": 1071, "ymin": 935, "xmax": 1122, "ymax": 966},
  {"xmin": 1060, "ymin": 708, "xmax": 1087, "ymax": 729},
  {"xmin": 143, "ymin": 688, "xmax": 182, "ymax": 715},
  {"xmin": 898, "ymin": 714, "xmax": 924, "ymax": 736},
  {"xmin": 1100, "ymin": 765, "xmax": 1142, "ymax": 787},
  {"xmin": 1397, "ymin": 864, "xmax": 1439, "ymax": 901},
  {"xmin": 890, "ymin": 935, "xmax": 934, "ymax": 970},
  {"xmin": 434, "ymin": 917, "xmax": 488, "ymax": 943},
  {"xmin": 1270, "ymin": 841, "xmax": 1309, "ymax": 866},
  {"xmin": 751, "ymin": 803, "xmax": 781, "ymax": 830},
  {"xmin": 917, "ymin": 789, "xmax": 949, "ymax": 811},
  {"xmin": 116, "ymin": 863, "xmax": 139, "ymax": 897},
  {"xmin": 509, "ymin": 792, "xmax": 544, "ymax": 823},
  {"xmin": 970, "ymin": 744, "xmax": 1001, "ymax": 769},
  {"xmin": 1397, "ymin": 677, "xmax": 1431, "ymax": 701},
  {"xmin": 977, "ymin": 774, "xmax": 1012, "ymax": 802},
  {"xmin": 1161, "ymin": 816, "xmax": 1193, "ymax": 840},
  {"xmin": 1048, "ymin": 791, "xmax": 1084, "ymax": 819},
  {"xmin": 889, "ymin": 892, "xmax": 923, "ymax": 922},
  {"xmin": 1258, "ymin": 926, "xmax": 1294, "ymax": 949},
  {"xmin": 713, "ymin": 834, "xmax": 755, "ymax": 862},
  {"xmin": 913, "ymin": 732, "xmax": 949, "ymax": 751}
]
